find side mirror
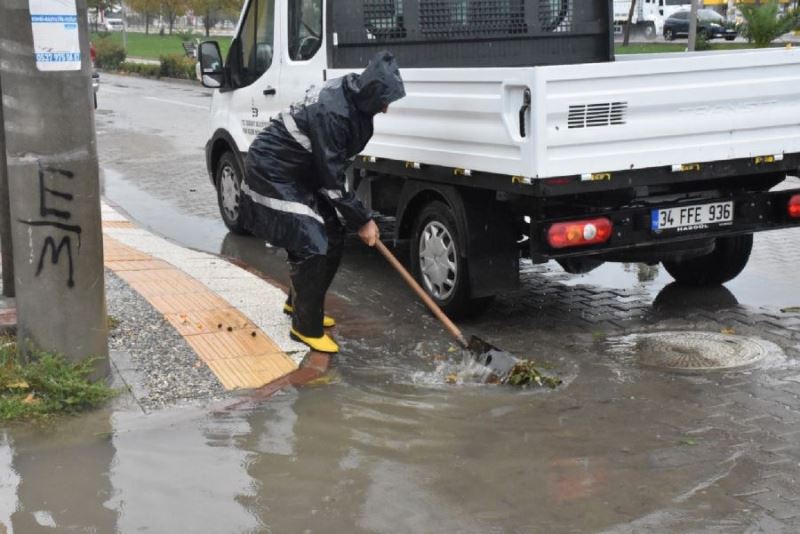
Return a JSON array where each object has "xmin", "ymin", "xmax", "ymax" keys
[{"xmin": 199, "ymin": 41, "xmax": 225, "ymax": 89}]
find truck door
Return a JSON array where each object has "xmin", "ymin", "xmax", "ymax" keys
[
  {"xmin": 280, "ymin": 0, "xmax": 327, "ymax": 107},
  {"xmin": 227, "ymin": 0, "xmax": 282, "ymax": 149}
]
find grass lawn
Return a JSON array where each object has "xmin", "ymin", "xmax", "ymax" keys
[
  {"xmin": 91, "ymin": 31, "xmax": 233, "ymax": 60},
  {"xmin": 615, "ymin": 42, "xmax": 771, "ymax": 54}
]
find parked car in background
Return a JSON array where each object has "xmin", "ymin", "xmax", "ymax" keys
[
  {"xmin": 663, "ymin": 9, "xmax": 738, "ymax": 41},
  {"xmin": 90, "ymin": 41, "xmax": 99, "ymax": 109},
  {"xmin": 104, "ymin": 18, "xmax": 124, "ymax": 31}
]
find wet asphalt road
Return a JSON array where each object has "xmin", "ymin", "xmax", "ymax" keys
[{"xmin": 3, "ymin": 73, "xmax": 800, "ymax": 533}]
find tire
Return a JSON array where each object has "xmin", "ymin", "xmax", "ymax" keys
[
  {"xmin": 664, "ymin": 28, "xmax": 674, "ymax": 41},
  {"xmin": 724, "ymin": 36, "xmax": 735, "ymax": 41},
  {"xmin": 662, "ymin": 234, "xmax": 753, "ymax": 286},
  {"xmin": 216, "ymin": 151, "xmax": 248, "ymax": 234},
  {"xmin": 411, "ymin": 201, "xmax": 493, "ymax": 318},
  {"xmin": 698, "ymin": 29, "xmax": 710, "ymax": 41},
  {"xmin": 643, "ymin": 23, "xmax": 656, "ymax": 41}
]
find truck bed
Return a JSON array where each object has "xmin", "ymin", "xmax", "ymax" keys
[{"xmin": 336, "ymin": 48, "xmax": 800, "ymax": 180}]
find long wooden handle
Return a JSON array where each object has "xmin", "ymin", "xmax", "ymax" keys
[{"xmin": 375, "ymin": 240, "xmax": 468, "ymax": 348}]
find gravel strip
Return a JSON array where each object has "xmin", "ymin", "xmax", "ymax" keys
[{"xmin": 105, "ymin": 269, "xmax": 227, "ymax": 410}]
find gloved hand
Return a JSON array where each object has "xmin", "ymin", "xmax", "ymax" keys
[{"xmin": 358, "ymin": 219, "xmax": 380, "ymax": 247}]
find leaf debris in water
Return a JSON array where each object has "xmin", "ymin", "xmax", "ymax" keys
[{"xmin": 502, "ymin": 360, "xmax": 562, "ymax": 389}]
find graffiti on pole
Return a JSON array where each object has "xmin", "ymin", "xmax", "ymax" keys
[{"xmin": 17, "ymin": 162, "xmax": 82, "ymax": 287}]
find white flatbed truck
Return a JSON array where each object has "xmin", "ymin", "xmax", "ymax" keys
[{"xmin": 198, "ymin": 0, "xmax": 800, "ymax": 317}]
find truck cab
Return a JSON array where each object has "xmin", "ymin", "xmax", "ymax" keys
[
  {"xmin": 199, "ymin": 0, "xmax": 800, "ymax": 317},
  {"xmin": 202, "ymin": 0, "xmax": 327, "ymax": 234}
]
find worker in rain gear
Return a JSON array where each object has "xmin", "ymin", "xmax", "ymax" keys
[{"xmin": 242, "ymin": 51, "xmax": 406, "ymax": 354}]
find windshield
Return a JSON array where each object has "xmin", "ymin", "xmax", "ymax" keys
[{"xmin": 698, "ymin": 9, "xmax": 724, "ymax": 22}]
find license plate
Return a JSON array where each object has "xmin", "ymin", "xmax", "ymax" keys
[{"xmin": 651, "ymin": 201, "xmax": 733, "ymax": 232}]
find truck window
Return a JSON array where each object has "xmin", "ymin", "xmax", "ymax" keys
[
  {"xmin": 238, "ymin": 0, "xmax": 275, "ymax": 86},
  {"xmin": 288, "ymin": 0, "xmax": 323, "ymax": 61}
]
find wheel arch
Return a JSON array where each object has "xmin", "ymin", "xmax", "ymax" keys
[
  {"xmin": 395, "ymin": 182, "xmax": 469, "ymax": 256},
  {"xmin": 206, "ymin": 129, "xmax": 245, "ymax": 187},
  {"xmin": 395, "ymin": 180, "xmax": 518, "ymax": 298}
]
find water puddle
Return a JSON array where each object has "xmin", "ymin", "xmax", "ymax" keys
[{"xmin": 102, "ymin": 168, "xmax": 227, "ymax": 254}]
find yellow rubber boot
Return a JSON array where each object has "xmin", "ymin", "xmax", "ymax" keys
[
  {"xmin": 283, "ymin": 303, "xmax": 336, "ymax": 328},
  {"xmin": 290, "ymin": 328, "xmax": 339, "ymax": 353}
]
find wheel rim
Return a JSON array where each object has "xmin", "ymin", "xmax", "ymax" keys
[
  {"xmin": 419, "ymin": 221, "xmax": 457, "ymax": 301},
  {"xmin": 220, "ymin": 164, "xmax": 240, "ymax": 222},
  {"xmin": 665, "ymin": 30, "xmax": 672, "ymax": 40}
]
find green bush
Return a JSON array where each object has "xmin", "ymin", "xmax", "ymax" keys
[
  {"xmin": 695, "ymin": 31, "xmax": 712, "ymax": 51},
  {"xmin": 94, "ymin": 37, "xmax": 126, "ymax": 69},
  {"xmin": 738, "ymin": 1, "xmax": 799, "ymax": 47},
  {"xmin": 0, "ymin": 337, "xmax": 116, "ymax": 421},
  {"xmin": 159, "ymin": 53, "xmax": 197, "ymax": 79},
  {"xmin": 119, "ymin": 61, "xmax": 161, "ymax": 78}
]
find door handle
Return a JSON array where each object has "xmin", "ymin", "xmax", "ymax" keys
[
  {"xmin": 518, "ymin": 89, "xmax": 531, "ymax": 138},
  {"xmin": 263, "ymin": 87, "xmax": 276, "ymax": 96}
]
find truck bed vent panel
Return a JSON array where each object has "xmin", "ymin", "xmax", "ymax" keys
[{"xmin": 568, "ymin": 102, "xmax": 628, "ymax": 129}]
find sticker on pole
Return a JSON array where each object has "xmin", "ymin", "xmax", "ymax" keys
[{"xmin": 30, "ymin": 0, "xmax": 81, "ymax": 71}]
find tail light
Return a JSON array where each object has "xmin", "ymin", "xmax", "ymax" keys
[
  {"xmin": 789, "ymin": 194, "xmax": 800, "ymax": 219},
  {"xmin": 547, "ymin": 217, "xmax": 613, "ymax": 249},
  {"xmin": 90, "ymin": 42, "xmax": 96, "ymax": 66}
]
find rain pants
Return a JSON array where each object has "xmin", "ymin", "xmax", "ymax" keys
[{"xmin": 242, "ymin": 51, "xmax": 406, "ymax": 337}]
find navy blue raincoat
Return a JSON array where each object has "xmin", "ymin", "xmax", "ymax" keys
[{"xmin": 242, "ymin": 51, "xmax": 406, "ymax": 256}]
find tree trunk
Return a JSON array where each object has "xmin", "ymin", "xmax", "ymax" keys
[
  {"xmin": 145, "ymin": 13, "xmax": 150, "ymax": 35},
  {"xmin": 623, "ymin": 0, "xmax": 637, "ymax": 47},
  {"xmin": 205, "ymin": 8, "xmax": 212, "ymax": 37},
  {"xmin": 169, "ymin": 13, "xmax": 175, "ymax": 35},
  {"xmin": 688, "ymin": 0, "xmax": 699, "ymax": 51}
]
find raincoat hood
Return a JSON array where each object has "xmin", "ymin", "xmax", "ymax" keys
[{"xmin": 351, "ymin": 51, "xmax": 406, "ymax": 116}]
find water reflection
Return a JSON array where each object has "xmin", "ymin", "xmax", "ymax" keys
[
  {"xmin": 0, "ymin": 432, "xmax": 19, "ymax": 532},
  {"xmin": 652, "ymin": 282, "xmax": 739, "ymax": 316},
  {"xmin": 109, "ymin": 407, "xmax": 259, "ymax": 533},
  {"xmin": 8, "ymin": 412, "xmax": 117, "ymax": 532}
]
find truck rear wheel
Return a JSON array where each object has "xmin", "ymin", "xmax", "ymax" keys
[
  {"xmin": 411, "ymin": 201, "xmax": 492, "ymax": 318},
  {"xmin": 662, "ymin": 234, "xmax": 753, "ymax": 286},
  {"xmin": 216, "ymin": 152, "xmax": 248, "ymax": 234}
]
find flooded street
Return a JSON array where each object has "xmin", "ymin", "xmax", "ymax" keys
[{"xmin": 2, "ymin": 74, "xmax": 799, "ymax": 532}]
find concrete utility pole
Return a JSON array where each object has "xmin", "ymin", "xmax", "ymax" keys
[
  {"xmin": 0, "ymin": 0, "xmax": 108, "ymax": 376},
  {"xmin": 0, "ymin": 75, "xmax": 14, "ymax": 298}
]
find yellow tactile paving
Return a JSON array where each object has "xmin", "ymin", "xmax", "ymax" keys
[
  {"xmin": 207, "ymin": 356, "xmax": 297, "ymax": 390},
  {"xmin": 164, "ymin": 309, "xmax": 256, "ymax": 336},
  {"xmin": 185, "ymin": 330, "xmax": 284, "ymax": 362},
  {"xmin": 148, "ymin": 292, "xmax": 233, "ymax": 314},
  {"xmin": 102, "ymin": 220, "xmax": 135, "ymax": 229},
  {"xmin": 105, "ymin": 259, "xmax": 175, "ymax": 271},
  {"xmin": 103, "ymin": 235, "xmax": 298, "ymax": 389},
  {"xmin": 103, "ymin": 238, "xmax": 151, "ymax": 262}
]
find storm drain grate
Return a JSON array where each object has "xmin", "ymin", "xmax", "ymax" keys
[{"xmin": 609, "ymin": 331, "xmax": 783, "ymax": 373}]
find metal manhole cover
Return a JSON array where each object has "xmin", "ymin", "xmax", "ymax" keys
[{"xmin": 613, "ymin": 331, "xmax": 783, "ymax": 373}]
